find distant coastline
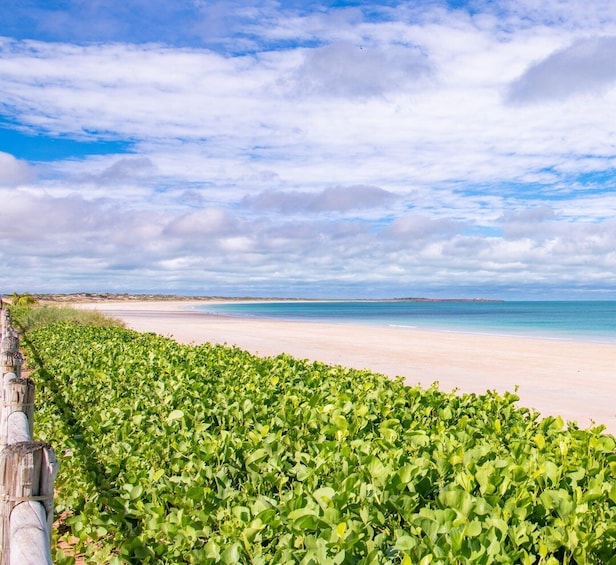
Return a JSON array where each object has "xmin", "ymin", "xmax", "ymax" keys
[
  {"xmin": 27, "ymin": 293, "xmax": 504, "ymax": 304},
  {"xmin": 30, "ymin": 293, "xmax": 222, "ymax": 303},
  {"xmin": 392, "ymin": 297, "xmax": 504, "ymax": 303}
]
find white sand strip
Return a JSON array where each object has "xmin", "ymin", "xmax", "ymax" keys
[{"xmin": 78, "ymin": 301, "xmax": 616, "ymax": 434}]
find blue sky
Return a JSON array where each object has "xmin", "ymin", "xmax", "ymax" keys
[{"xmin": 0, "ymin": 0, "xmax": 615, "ymax": 298}]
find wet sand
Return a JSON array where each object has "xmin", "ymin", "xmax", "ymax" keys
[{"xmin": 78, "ymin": 300, "xmax": 616, "ymax": 433}]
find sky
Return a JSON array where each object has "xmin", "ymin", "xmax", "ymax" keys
[{"xmin": 0, "ymin": 0, "xmax": 615, "ymax": 299}]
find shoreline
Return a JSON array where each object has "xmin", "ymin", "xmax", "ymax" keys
[
  {"xmin": 77, "ymin": 300, "xmax": 616, "ymax": 434},
  {"xmin": 198, "ymin": 301, "xmax": 615, "ymax": 347},
  {"xmin": 199, "ymin": 306, "xmax": 615, "ymax": 346}
]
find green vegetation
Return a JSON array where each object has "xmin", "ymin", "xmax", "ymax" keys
[
  {"xmin": 8, "ymin": 291, "xmax": 39, "ymax": 306},
  {"xmin": 9, "ymin": 304, "xmax": 124, "ymax": 334},
  {"xmin": 23, "ymin": 324, "xmax": 616, "ymax": 564}
]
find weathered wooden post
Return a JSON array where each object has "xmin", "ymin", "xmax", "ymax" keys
[
  {"xmin": 0, "ymin": 374, "xmax": 35, "ymax": 448},
  {"xmin": 0, "ymin": 336, "xmax": 18, "ymax": 357},
  {"xmin": 0, "ymin": 442, "xmax": 58, "ymax": 565},
  {"xmin": 0, "ymin": 312, "xmax": 11, "ymax": 342},
  {"xmin": 0, "ymin": 354, "xmax": 22, "ymax": 381},
  {"xmin": 0, "ymin": 310, "xmax": 9, "ymax": 333},
  {"xmin": 0, "ymin": 339, "xmax": 22, "ymax": 379},
  {"xmin": 0, "ymin": 308, "xmax": 58, "ymax": 563}
]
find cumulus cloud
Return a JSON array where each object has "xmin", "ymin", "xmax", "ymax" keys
[
  {"xmin": 384, "ymin": 215, "xmax": 465, "ymax": 242},
  {"xmin": 0, "ymin": 152, "xmax": 35, "ymax": 186},
  {"xmin": 177, "ymin": 190, "xmax": 205, "ymax": 207},
  {"xmin": 163, "ymin": 208, "xmax": 239, "ymax": 237},
  {"xmin": 0, "ymin": 189, "xmax": 123, "ymax": 243},
  {"xmin": 291, "ymin": 42, "xmax": 431, "ymax": 98},
  {"xmin": 1, "ymin": 2, "xmax": 616, "ymax": 297},
  {"xmin": 0, "ymin": 184, "xmax": 614, "ymax": 297},
  {"xmin": 499, "ymin": 206, "xmax": 558, "ymax": 239},
  {"xmin": 85, "ymin": 157, "xmax": 157, "ymax": 183},
  {"xmin": 0, "ymin": 188, "xmax": 180, "ymax": 281},
  {"xmin": 506, "ymin": 36, "xmax": 616, "ymax": 104},
  {"xmin": 242, "ymin": 185, "xmax": 396, "ymax": 213}
]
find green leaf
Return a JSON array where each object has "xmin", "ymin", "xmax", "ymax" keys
[
  {"xmin": 394, "ymin": 535, "xmax": 417, "ymax": 551},
  {"xmin": 609, "ymin": 484, "xmax": 616, "ymax": 504},
  {"xmin": 533, "ymin": 434, "xmax": 546, "ymax": 449},
  {"xmin": 366, "ymin": 456, "xmax": 387, "ymax": 479},
  {"xmin": 129, "ymin": 485, "xmax": 143, "ymax": 500},
  {"xmin": 245, "ymin": 448, "xmax": 268, "ymax": 466},
  {"xmin": 166, "ymin": 409, "xmax": 184, "ymax": 423},
  {"xmin": 313, "ymin": 487, "xmax": 336, "ymax": 510},
  {"xmin": 466, "ymin": 520, "xmax": 482, "ymax": 537},
  {"xmin": 220, "ymin": 543, "xmax": 241, "ymax": 564}
]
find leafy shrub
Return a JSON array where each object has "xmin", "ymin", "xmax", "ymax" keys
[
  {"xmin": 9, "ymin": 305, "xmax": 123, "ymax": 334},
  {"xmin": 9, "ymin": 292, "xmax": 38, "ymax": 306},
  {"xmin": 24, "ymin": 324, "xmax": 616, "ymax": 564}
]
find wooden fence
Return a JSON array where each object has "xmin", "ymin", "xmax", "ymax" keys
[{"xmin": 0, "ymin": 306, "xmax": 58, "ymax": 564}]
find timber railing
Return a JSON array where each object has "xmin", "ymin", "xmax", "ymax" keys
[{"xmin": 0, "ymin": 306, "xmax": 58, "ymax": 564}]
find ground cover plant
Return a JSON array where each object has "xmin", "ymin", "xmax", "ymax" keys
[
  {"xmin": 22, "ymin": 324, "xmax": 616, "ymax": 564},
  {"xmin": 9, "ymin": 303, "xmax": 123, "ymax": 333}
]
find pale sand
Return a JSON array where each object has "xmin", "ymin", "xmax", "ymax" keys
[{"xmin": 78, "ymin": 301, "xmax": 616, "ymax": 434}]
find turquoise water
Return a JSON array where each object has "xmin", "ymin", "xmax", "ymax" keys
[{"xmin": 199, "ymin": 301, "xmax": 616, "ymax": 344}]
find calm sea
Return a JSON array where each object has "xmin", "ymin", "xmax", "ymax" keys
[{"xmin": 198, "ymin": 301, "xmax": 616, "ymax": 344}]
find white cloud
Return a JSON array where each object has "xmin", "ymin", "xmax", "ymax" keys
[
  {"xmin": 0, "ymin": 152, "xmax": 35, "ymax": 186},
  {"xmin": 0, "ymin": 2, "xmax": 616, "ymax": 297},
  {"xmin": 163, "ymin": 208, "xmax": 239, "ymax": 237},
  {"xmin": 242, "ymin": 185, "xmax": 396, "ymax": 213},
  {"xmin": 499, "ymin": 206, "xmax": 560, "ymax": 240},
  {"xmin": 384, "ymin": 215, "xmax": 465, "ymax": 243},
  {"xmin": 85, "ymin": 157, "xmax": 157, "ymax": 183},
  {"xmin": 291, "ymin": 42, "xmax": 431, "ymax": 98},
  {"xmin": 507, "ymin": 36, "xmax": 616, "ymax": 104}
]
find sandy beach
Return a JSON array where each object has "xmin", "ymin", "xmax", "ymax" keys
[{"xmin": 78, "ymin": 300, "xmax": 616, "ymax": 434}]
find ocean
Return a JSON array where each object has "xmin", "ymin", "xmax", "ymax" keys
[{"xmin": 198, "ymin": 300, "xmax": 616, "ymax": 344}]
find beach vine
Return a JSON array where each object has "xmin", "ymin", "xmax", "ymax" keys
[{"xmin": 22, "ymin": 323, "xmax": 616, "ymax": 564}]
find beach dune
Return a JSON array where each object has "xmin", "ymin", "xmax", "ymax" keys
[{"xmin": 78, "ymin": 301, "xmax": 616, "ymax": 434}]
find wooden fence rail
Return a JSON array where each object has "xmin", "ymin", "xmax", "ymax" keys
[{"xmin": 0, "ymin": 306, "xmax": 58, "ymax": 564}]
